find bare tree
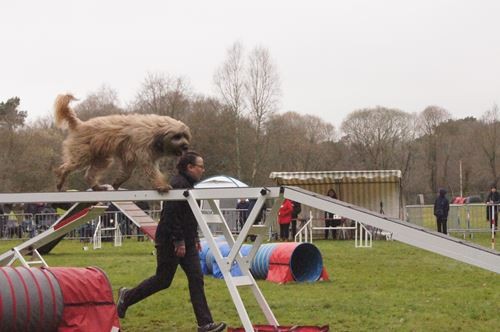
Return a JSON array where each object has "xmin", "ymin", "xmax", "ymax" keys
[
  {"xmin": 213, "ymin": 42, "xmax": 246, "ymax": 178},
  {"xmin": 73, "ymin": 85, "xmax": 122, "ymax": 120},
  {"xmin": 417, "ymin": 105, "xmax": 451, "ymax": 192},
  {"xmin": 478, "ymin": 104, "xmax": 500, "ymax": 186},
  {"xmin": 0, "ymin": 97, "xmax": 28, "ymax": 188},
  {"xmin": 166, "ymin": 76, "xmax": 192, "ymax": 120},
  {"xmin": 246, "ymin": 46, "xmax": 281, "ymax": 185},
  {"xmin": 265, "ymin": 112, "xmax": 307, "ymax": 171},
  {"xmin": 132, "ymin": 72, "xmax": 191, "ymax": 119},
  {"xmin": 265, "ymin": 112, "xmax": 337, "ymax": 177},
  {"xmin": 302, "ymin": 114, "xmax": 336, "ymax": 170},
  {"xmin": 341, "ymin": 107, "xmax": 413, "ymax": 169}
]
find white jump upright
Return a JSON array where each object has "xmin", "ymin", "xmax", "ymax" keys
[{"xmin": 93, "ymin": 214, "xmax": 123, "ymax": 250}]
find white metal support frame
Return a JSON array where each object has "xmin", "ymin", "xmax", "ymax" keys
[
  {"xmin": 185, "ymin": 187, "xmax": 281, "ymax": 332},
  {"xmin": 7, "ymin": 247, "xmax": 49, "ymax": 268}
]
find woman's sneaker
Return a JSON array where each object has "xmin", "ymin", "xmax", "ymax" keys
[
  {"xmin": 197, "ymin": 322, "xmax": 226, "ymax": 332},
  {"xmin": 116, "ymin": 287, "xmax": 129, "ymax": 319}
]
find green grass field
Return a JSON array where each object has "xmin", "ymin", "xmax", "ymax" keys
[{"xmin": 1, "ymin": 236, "xmax": 499, "ymax": 332}]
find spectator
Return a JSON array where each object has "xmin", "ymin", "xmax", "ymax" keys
[
  {"xmin": 245, "ymin": 199, "xmax": 267, "ymax": 241},
  {"xmin": 6, "ymin": 204, "xmax": 22, "ymax": 239},
  {"xmin": 278, "ymin": 199, "xmax": 293, "ymax": 242},
  {"xmin": 235, "ymin": 199, "xmax": 250, "ymax": 232},
  {"xmin": 116, "ymin": 151, "xmax": 226, "ymax": 332},
  {"xmin": 40, "ymin": 203, "xmax": 57, "ymax": 231},
  {"xmin": 23, "ymin": 203, "xmax": 37, "ymax": 238},
  {"xmin": 33, "ymin": 202, "xmax": 47, "ymax": 232},
  {"xmin": 433, "ymin": 188, "xmax": 450, "ymax": 234},
  {"xmin": 486, "ymin": 184, "xmax": 500, "ymax": 229},
  {"xmin": 290, "ymin": 201, "xmax": 301, "ymax": 240},
  {"xmin": 324, "ymin": 189, "xmax": 342, "ymax": 239},
  {"xmin": 248, "ymin": 199, "xmax": 266, "ymax": 225}
]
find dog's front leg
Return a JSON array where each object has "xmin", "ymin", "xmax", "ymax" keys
[
  {"xmin": 142, "ymin": 164, "xmax": 172, "ymax": 193},
  {"xmin": 112, "ymin": 163, "xmax": 135, "ymax": 190}
]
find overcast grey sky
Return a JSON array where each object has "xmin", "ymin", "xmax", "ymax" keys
[{"xmin": 1, "ymin": 0, "xmax": 499, "ymax": 129}]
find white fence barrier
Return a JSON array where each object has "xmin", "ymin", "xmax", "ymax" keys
[
  {"xmin": 405, "ymin": 203, "xmax": 495, "ymax": 238},
  {"xmin": 295, "ymin": 211, "xmax": 373, "ymax": 247}
]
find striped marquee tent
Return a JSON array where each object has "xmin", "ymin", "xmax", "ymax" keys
[{"xmin": 269, "ymin": 170, "xmax": 402, "ymax": 218}]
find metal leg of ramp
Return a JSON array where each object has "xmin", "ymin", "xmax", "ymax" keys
[
  {"xmin": 186, "ymin": 188, "xmax": 282, "ymax": 332},
  {"xmin": 0, "ymin": 203, "xmax": 107, "ymax": 267}
]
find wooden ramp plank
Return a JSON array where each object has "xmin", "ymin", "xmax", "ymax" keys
[{"xmin": 112, "ymin": 201, "xmax": 158, "ymax": 240}]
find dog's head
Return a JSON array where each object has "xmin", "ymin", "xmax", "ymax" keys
[{"xmin": 154, "ymin": 124, "xmax": 191, "ymax": 157}]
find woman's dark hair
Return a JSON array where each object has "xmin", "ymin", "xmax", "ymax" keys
[
  {"xmin": 176, "ymin": 151, "xmax": 202, "ymax": 173},
  {"xmin": 327, "ymin": 188, "xmax": 337, "ymax": 199}
]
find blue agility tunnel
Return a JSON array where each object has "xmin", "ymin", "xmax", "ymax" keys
[
  {"xmin": 288, "ymin": 242, "xmax": 324, "ymax": 282},
  {"xmin": 200, "ymin": 241, "xmax": 325, "ymax": 283},
  {"xmin": 206, "ymin": 243, "xmax": 253, "ymax": 278},
  {"xmin": 199, "ymin": 236, "xmax": 227, "ymax": 274},
  {"xmin": 250, "ymin": 243, "xmax": 278, "ymax": 279},
  {"xmin": 251, "ymin": 242, "xmax": 323, "ymax": 282}
]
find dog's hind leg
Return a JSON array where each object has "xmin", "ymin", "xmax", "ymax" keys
[
  {"xmin": 55, "ymin": 162, "xmax": 78, "ymax": 191},
  {"xmin": 112, "ymin": 163, "xmax": 135, "ymax": 190},
  {"xmin": 85, "ymin": 158, "xmax": 112, "ymax": 191}
]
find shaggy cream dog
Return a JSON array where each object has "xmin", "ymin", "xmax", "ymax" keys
[{"xmin": 54, "ymin": 94, "xmax": 191, "ymax": 192}]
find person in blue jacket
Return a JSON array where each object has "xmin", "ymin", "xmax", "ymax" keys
[{"xmin": 433, "ymin": 188, "xmax": 450, "ymax": 234}]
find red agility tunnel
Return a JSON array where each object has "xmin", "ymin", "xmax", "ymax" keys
[{"xmin": 0, "ymin": 266, "xmax": 120, "ymax": 332}]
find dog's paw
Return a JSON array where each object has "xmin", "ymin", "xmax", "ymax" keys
[
  {"xmin": 155, "ymin": 184, "xmax": 172, "ymax": 193},
  {"xmin": 92, "ymin": 184, "xmax": 110, "ymax": 191}
]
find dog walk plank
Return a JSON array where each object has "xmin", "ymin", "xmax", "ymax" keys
[{"xmin": 112, "ymin": 202, "xmax": 158, "ymax": 241}]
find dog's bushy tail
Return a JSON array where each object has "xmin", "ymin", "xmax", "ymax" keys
[{"xmin": 54, "ymin": 94, "xmax": 81, "ymax": 130}]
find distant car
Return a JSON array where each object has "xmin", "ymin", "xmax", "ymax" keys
[
  {"xmin": 465, "ymin": 195, "xmax": 482, "ymax": 204},
  {"xmin": 452, "ymin": 195, "xmax": 482, "ymax": 204},
  {"xmin": 452, "ymin": 196, "xmax": 466, "ymax": 204}
]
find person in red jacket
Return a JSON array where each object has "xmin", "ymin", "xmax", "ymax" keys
[{"xmin": 278, "ymin": 199, "xmax": 293, "ymax": 241}]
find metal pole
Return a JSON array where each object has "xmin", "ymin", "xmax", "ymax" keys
[
  {"xmin": 492, "ymin": 204, "xmax": 496, "ymax": 250},
  {"xmin": 459, "ymin": 160, "xmax": 463, "ymax": 197}
]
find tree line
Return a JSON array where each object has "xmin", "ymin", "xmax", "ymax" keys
[{"xmin": 1, "ymin": 42, "xmax": 499, "ymax": 205}]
